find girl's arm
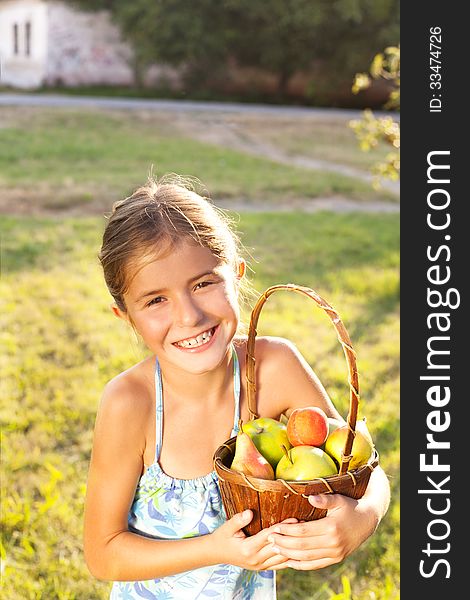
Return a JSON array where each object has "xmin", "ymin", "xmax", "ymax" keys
[
  {"xmin": 252, "ymin": 338, "xmax": 390, "ymax": 569},
  {"xmin": 83, "ymin": 379, "xmax": 288, "ymax": 581},
  {"xmin": 267, "ymin": 466, "xmax": 390, "ymax": 570}
]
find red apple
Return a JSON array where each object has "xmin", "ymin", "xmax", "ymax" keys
[{"xmin": 287, "ymin": 406, "xmax": 329, "ymax": 447}]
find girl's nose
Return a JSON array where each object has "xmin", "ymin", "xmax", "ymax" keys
[{"xmin": 174, "ymin": 293, "xmax": 204, "ymax": 327}]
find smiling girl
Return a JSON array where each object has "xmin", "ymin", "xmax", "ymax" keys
[{"xmin": 83, "ymin": 176, "xmax": 390, "ymax": 599}]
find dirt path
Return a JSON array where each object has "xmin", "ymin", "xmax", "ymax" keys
[
  {"xmin": 216, "ymin": 196, "xmax": 399, "ymax": 213},
  {"xmin": 0, "ymin": 190, "xmax": 399, "ymax": 217},
  {"xmin": 171, "ymin": 113, "xmax": 400, "ymax": 197},
  {"xmin": 0, "ymin": 98, "xmax": 399, "ymax": 215}
]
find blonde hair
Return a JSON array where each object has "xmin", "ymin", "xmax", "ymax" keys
[{"xmin": 99, "ymin": 175, "xmax": 250, "ymax": 313}]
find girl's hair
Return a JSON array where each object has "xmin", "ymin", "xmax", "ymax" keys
[{"xmin": 99, "ymin": 175, "xmax": 249, "ymax": 313}]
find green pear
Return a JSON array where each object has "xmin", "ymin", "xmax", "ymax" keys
[
  {"xmin": 275, "ymin": 445, "xmax": 338, "ymax": 481},
  {"xmin": 320, "ymin": 417, "xmax": 345, "ymax": 450},
  {"xmin": 324, "ymin": 418, "xmax": 375, "ymax": 470},
  {"xmin": 243, "ymin": 417, "xmax": 291, "ymax": 469},
  {"xmin": 230, "ymin": 424, "xmax": 275, "ymax": 480},
  {"xmin": 327, "ymin": 417, "xmax": 345, "ymax": 436}
]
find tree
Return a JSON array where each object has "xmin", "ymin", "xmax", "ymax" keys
[
  {"xmin": 67, "ymin": 1, "xmax": 233, "ymax": 88},
  {"xmin": 222, "ymin": 0, "xmax": 399, "ymax": 101},
  {"xmin": 66, "ymin": 0, "xmax": 399, "ymax": 103},
  {"xmin": 222, "ymin": 0, "xmax": 328, "ymax": 97},
  {"xmin": 349, "ymin": 45, "xmax": 400, "ymax": 187}
]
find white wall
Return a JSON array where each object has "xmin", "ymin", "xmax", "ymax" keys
[
  {"xmin": 0, "ymin": 0, "xmax": 48, "ymax": 88},
  {"xmin": 45, "ymin": 1, "xmax": 134, "ymax": 86},
  {"xmin": 0, "ymin": 0, "xmax": 136, "ymax": 89}
]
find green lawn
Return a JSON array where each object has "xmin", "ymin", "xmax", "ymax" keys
[
  {"xmin": 228, "ymin": 114, "xmax": 394, "ymax": 172},
  {"xmin": 1, "ymin": 211, "xmax": 399, "ymax": 600},
  {"xmin": 0, "ymin": 107, "xmax": 396, "ymax": 213}
]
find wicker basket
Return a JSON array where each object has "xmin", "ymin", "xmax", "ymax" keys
[{"xmin": 213, "ymin": 284, "xmax": 379, "ymax": 536}]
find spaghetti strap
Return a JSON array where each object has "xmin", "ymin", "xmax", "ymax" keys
[
  {"xmin": 154, "ymin": 358, "xmax": 164, "ymax": 462},
  {"xmin": 154, "ymin": 346, "xmax": 241, "ymax": 462},
  {"xmin": 112, "ymin": 346, "xmax": 276, "ymax": 598}
]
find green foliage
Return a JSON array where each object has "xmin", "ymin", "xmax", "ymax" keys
[
  {"xmin": 329, "ymin": 575, "xmax": 353, "ymax": 600},
  {"xmin": 323, "ymin": 573, "xmax": 399, "ymax": 600},
  {"xmin": 65, "ymin": 0, "xmax": 399, "ymax": 103},
  {"xmin": 1, "ymin": 211, "xmax": 399, "ymax": 598},
  {"xmin": 350, "ymin": 46, "xmax": 400, "ymax": 187}
]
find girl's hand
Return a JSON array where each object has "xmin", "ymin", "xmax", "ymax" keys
[
  {"xmin": 210, "ymin": 510, "xmax": 297, "ymax": 571},
  {"xmin": 267, "ymin": 494, "xmax": 379, "ymax": 571}
]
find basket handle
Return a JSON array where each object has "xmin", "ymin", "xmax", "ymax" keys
[{"xmin": 245, "ymin": 284, "xmax": 359, "ymax": 476}]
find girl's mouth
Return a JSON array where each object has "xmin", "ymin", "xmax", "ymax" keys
[{"xmin": 173, "ymin": 326, "xmax": 217, "ymax": 350}]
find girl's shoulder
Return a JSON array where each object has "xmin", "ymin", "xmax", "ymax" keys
[
  {"xmin": 98, "ymin": 356, "xmax": 155, "ymax": 425},
  {"xmin": 234, "ymin": 335, "xmax": 307, "ymax": 413},
  {"xmin": 234, "ymin": 335, "xmax": 331, "ymax": 417},
  {"xmin": 234, "ymin": 334, "xmax": 300, "ymax": 366},
  {"xmin": 250, "ymin": 335, "xmax": 307, "ymax": 385}
]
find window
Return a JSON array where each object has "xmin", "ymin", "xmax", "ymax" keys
[
  {"xmin": 25, "ymin": 22, "xmax": 31, "ymax": 56},
  {"xmin": 13, "ymin": 23, "xmax": 19, "ymax": 55}
]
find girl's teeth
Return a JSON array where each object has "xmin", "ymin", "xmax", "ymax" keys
[{"xmin": 177, "ymin": 328, "xmax": 213, "ymax": 348}]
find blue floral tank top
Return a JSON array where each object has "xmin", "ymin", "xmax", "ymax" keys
[{"xmin": 110, "ymin": 349, "xmax": 276, "ymax": 599}]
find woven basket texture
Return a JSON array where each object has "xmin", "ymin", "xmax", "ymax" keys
[{"xmin": 213, "ymin": 284, "xmax": 379, "ymax": 536}]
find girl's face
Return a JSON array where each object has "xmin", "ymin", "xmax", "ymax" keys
[{"xmin": 118, "ymin": 240, "xmax": 241, "ymax": 375}]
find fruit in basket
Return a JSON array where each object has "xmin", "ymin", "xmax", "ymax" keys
[
  {"xmin": 324, "ymin": 418, "xmax": 375, "ymax": 470},
  {"xmin": 326, "ymin": 416, "xmax": 344, "ymax": 436},
  {"xmin": 287, "ymin": 406, "xmax": 329, "ymax": 447},
  {"xmin": 230, "ymin": 424, "xmax": 275, "ymax": 480},
  {"xmin": 320, "ymin": 417, "xmax": 345, "ymax": 449},
  {"xmin": 243, "ymin": 417, "xmax": 291, "ymax": 469},
  {"xmin": 275, "ymin": 445, "xmax": 338, "ymax": 481}
]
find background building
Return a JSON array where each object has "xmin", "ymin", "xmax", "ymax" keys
[{"xmin": 0, "ymin": 0, "xmax": 135, "ymax": 89}]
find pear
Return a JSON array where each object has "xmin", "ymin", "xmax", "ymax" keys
[
  {"xmin": 320, "ymin": 417, "xmax": 344, "ymax": 450},
  {"xmin": 324, "ymin": 418, "xmax": 375, "ymax": 470},
  {"xmin": 230, "ymin": 422, "xmax": 275, "ymax": 480},
  {"xmin": 242, "ymin": 417, "xmax": 291, "ymax": 469}
]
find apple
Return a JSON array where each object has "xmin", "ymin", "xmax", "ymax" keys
[
  {"xmin": 275, "ymin": 445, "xmax": 338, "ymax": 481},
  {"xmin": 243, "ymin": 417, "xmax": 291, "ymax": 469},
  {"xmin": 287, "ymin": 406, "xmax": 329, "ymax": 447},
  {"xmin": 324, "ymin": 418, "xmax": 375, "ymax": 470}
]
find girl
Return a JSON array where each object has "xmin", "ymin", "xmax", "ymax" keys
[{"xmin": 83, "ymin": 176, "xmax": 390, "ymax": 599}]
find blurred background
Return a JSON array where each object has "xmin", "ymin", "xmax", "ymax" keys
[{"xmin": 0, "ymin": 1, "xmax": 400, "ymax": 598}]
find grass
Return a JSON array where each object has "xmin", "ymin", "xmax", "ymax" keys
[
  {"xmin": 0, "ymin": 107, "xmax": 396, "ymax": 213},
  {"xmin": 1, "ymin": 211, "xmax": 399, "ymax": 600},
  {"xmin": 227, "ymin": 115, "xmax": 394, "ymax": 172}
]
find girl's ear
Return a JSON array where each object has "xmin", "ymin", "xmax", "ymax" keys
[
  {"xmin": 110, "ymin": 303, "xmax": 128, "ymax": 321},
  {"xmin": 237, "ymin": 259, "xmax": 246, "ymax": 280}
]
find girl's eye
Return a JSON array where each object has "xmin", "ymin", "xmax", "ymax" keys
[
  {"xmin": 194, "ymin": 281, "xmax": 214, "ymax": 291},
  {"xmin": 147, "ymin": 296, "xmax": 164, "ymax": 307}
]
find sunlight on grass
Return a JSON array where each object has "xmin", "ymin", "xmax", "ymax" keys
[
  {"xmin": 232, "ymin": 116, "xmax": 393, "ymax": 171},
  {"xmin": 1, "ymin": 212, "xmax": 399, "ymax": 599},
  {"xmin": 0, "ymin": 108, "xmax": 394, "ymax": 210}
]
